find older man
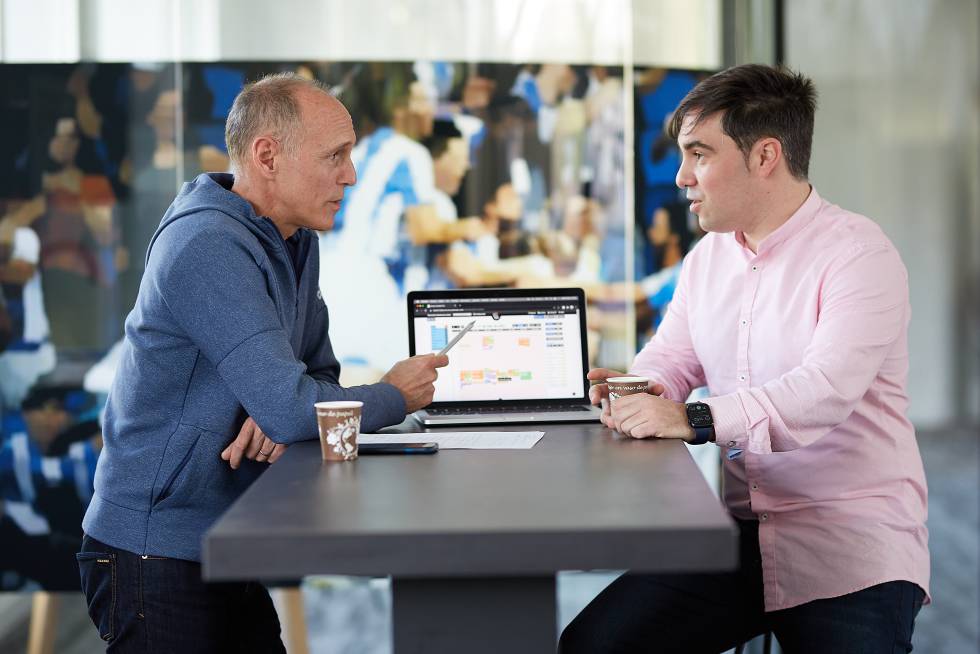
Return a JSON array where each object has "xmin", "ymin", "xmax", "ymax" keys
[
  {"xmin": 561, "ymin": 65, "xmax": 929, "ymax": 653},
  {"xmin": 77, "ymin": 73, "xmax": 447, "ymax": 652}
]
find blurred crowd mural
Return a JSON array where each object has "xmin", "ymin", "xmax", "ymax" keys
[{"xmin": 0, "ymin": 61, "xmax": 709, "ymax": 590}]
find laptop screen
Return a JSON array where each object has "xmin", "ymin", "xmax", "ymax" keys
[{"xmin": 408, "ymin": 289, "xmax": 589, "ymax": 405}]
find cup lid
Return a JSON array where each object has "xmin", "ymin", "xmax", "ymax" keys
[{"xmin": 314, "ymin": 401, "xmax": 364, "ymax": 410}]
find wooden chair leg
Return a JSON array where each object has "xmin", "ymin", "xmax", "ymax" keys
[
  {"xmin": 277, "ymin": 587, "xmax": 310, "ymax": 654},
  {"xmin": 27, "ymin": 591, "xmax": 61, "ymax": 654}
]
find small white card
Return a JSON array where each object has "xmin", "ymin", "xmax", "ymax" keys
[{"xmin": 359, "ymin": 431, "xmax": 545, "ymax": 450}]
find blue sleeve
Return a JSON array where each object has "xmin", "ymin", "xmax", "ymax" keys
[{"xmin": 156, "ymin": 226, "xmax": 405, "ymax": 441}]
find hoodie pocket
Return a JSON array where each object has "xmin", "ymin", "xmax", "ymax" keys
[{"xmin": 151, "ymin": 424, "xmax": 202, "ymax": 507}]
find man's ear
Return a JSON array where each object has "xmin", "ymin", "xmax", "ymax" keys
[
  {"xmin": 752, "ymin": 137, "xmax": 782, "ymax": 178},
  {"xmin": 250, "ymin": 136, "xmax": 278, "ymax": 179}
]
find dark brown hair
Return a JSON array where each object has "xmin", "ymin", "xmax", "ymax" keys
[
  {"xmin": 667, "ymin": 64, "xmax": 816, "ymax": 180},
  {"xmin": 423, "ymin": 119, "xmax": 463, "ymax": 160}
]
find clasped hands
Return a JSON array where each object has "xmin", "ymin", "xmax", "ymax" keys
[
  {"xmin": 220, "ymin": 417, "xmax": 285, "ymax": 469},
  {"xmin": 588, "ymin": 368, "xmax": 695, "ymax": 442}
]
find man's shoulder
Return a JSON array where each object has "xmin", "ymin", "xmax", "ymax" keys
[
  {"xmin": 813, "ymin": 199, "xmax": 896, "ymax": 254},
  {"xmin": 146, "ymin": 210, "xmax": 272, "ymax": 287},
  {"xmin": 154, "ymin": 207, "xmax": 261, "ymax": 251}
]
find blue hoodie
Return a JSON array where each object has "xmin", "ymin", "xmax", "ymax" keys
[{"xmin": 82, "ymin": 173, "xmax": 406, "ymax": 561}]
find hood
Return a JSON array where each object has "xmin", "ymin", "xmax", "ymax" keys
[{"xmin": 145, "ymin": 173, "xmax": 281, "ymax": 265}]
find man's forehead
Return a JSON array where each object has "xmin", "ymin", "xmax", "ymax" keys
[
  {"xmin": 297, "ymin": 89, "xmax": 346, "ymax": 119},
  {"xmin": 299, "ymin": 92, "xmax": 354, "ymax": 140},
  {"xmin": 680, "ymin": 110, "xmax": 716, "ymax": 134},
  {"xmin": 678, "ymin": 111, "xmax": 724, "ymax": 145}
]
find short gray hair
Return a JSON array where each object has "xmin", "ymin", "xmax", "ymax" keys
[{"xmin": 225, "ymin": 72, "xmax": 332, "ymax": 172}]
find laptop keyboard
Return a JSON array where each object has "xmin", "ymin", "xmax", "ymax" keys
[{"xmin": 427, "ymin": 404, "xmax": 592, "ymax": 416}]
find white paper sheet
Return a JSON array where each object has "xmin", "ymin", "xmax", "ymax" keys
[{"xmin": 359, "ymin": 431, "xmax": 544, "ymax": 450}]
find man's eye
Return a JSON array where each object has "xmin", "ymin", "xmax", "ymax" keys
[{"xmin": 693, "ymin": 151, "xmax": 704, "ymax": 160}]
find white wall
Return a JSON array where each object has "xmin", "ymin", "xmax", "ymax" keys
[
  {"xmin": 1, "ymin": 0, "xmax": 79, "ymax": 61},
  {"xmin": 786, "ymin": 0, "xmax": 980, "ymax": 425},
  {"xmin": 1, "ymin": 0, "xmax": 721, "ymax": 68}
]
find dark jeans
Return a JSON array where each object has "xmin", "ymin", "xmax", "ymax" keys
[
  {"xmin": 77, "ymin": 534, "xmax": 286, "ymax": 653},
  {"xmin": 559, "ymin": 520, "xmax": 924, "ymax": 654}
]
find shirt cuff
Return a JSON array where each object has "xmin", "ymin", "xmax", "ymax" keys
[{"xmin": 703, "ymin": 394, "xmax": 747, "ymax": 448}]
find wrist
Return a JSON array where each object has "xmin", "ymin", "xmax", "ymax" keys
[{"xmin": 674, "ymin": 402, "xmax": 695, "ymax": 441}]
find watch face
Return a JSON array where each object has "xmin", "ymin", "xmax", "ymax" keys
[
  {"xmin": 687, "ymin": 403, "xmax": 713, "ymax": 427},
  {"xmin": 690, "ymin": 413, "xmax": 712, "ymax": 427}
]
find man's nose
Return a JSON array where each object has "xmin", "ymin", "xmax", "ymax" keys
[
  {"xmin": 341, "ymin": 159, "xmax": 357, "ymax": 186},
  {"xmin": 675, "ymin": 160, "xmax": 694, "ymax": 190}
]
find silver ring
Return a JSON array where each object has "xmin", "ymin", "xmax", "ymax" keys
[{"xmin": 259, "ymin": 448, "xmax": 273, "ymax": 457}]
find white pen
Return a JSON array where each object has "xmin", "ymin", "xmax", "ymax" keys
[{"xmin": 437, "ymin": 320, "xmax": 476, "ymax": 356}]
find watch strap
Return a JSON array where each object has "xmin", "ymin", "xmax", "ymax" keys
[{"xmin": 690, "ymin": 425, "xmax": 714, "ymax": 445}]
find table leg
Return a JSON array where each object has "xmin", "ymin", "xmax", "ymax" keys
[{"xmin": 392, "ymin": 575, "xmax": 556, "ymax": 654}]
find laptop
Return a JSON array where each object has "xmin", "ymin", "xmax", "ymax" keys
[{"xmin": 408, "ymin": 287, "xmax": 602, "ymax": 426}]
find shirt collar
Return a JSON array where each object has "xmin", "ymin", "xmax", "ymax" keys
[{"xmin": 735, "ymin": 186, "xmax": 822, "ymax": 256}]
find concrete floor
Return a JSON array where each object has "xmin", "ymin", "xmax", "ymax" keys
[{"xmin": 3, "ymin": 426, "xmax": 977, "ymax": 653}]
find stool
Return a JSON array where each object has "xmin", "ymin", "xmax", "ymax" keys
[{"xmin": 734, "ymin": 631, "xmax": 772, "ymax": 654}]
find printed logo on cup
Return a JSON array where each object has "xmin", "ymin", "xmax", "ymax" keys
[
  {"xmin": 315, "ymin": 401, "xmax": 363, "ymax": 461},
  {"xmin": 606, "ymin": 376, "xmax": 649, "ymax": 401}
]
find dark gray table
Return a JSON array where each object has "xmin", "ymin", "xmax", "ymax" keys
[{"xmin": 203, "ymin": 421, "xmax": 736, "ymax": 653}]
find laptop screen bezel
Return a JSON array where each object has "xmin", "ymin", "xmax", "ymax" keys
[{"xmin": 407, "ymin": 287, "xmax": 592, "ymax": 409}]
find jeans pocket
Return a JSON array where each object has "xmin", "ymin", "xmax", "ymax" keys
[{"xmin": 76, "ymin": 551, "xmax": 117, "ymax": 642}]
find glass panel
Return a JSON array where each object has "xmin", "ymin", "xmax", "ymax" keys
[
  {"xmin": 631, "ymin": 68, "xmax": 711, "ymax": 353},
  {"xmin": 0, "ymin": 62, "xmax": 178, "ymax": 590},
  {"xmin": 0, "ymin": 1, "xmax": 723, "ymax": 594}
]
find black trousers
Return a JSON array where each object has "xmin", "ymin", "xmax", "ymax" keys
[
  {"xmin": 559, "ymin": 520, "xmax": 924, "ymax": 654},
  {"xmin": 77, "ymin": 534, "xmax": 286, "ymax": 653}
]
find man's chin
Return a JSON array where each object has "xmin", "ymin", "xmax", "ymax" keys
[
  {"xmin": 697, "ymin": 216, "xmax": 735, "ymax": 235},
  {"xmin": 318, "ymin": 209, "xmax": 338, "ymax": 232}
]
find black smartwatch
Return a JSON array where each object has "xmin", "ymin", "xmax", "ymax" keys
[{"xmin": 685, "ymin": 402, "xmax": 715, "ymax": 445}]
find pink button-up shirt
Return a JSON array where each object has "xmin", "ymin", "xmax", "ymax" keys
[{"xmin": 631, "ymin": 188, "xmax": 929, "ymax": 611}]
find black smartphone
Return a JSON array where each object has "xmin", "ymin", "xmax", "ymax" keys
[{"xmin": 359, "ymin": 442, "xmax": 439, "ymax": 455}]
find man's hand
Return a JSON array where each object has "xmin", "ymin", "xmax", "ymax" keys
[
  {"xmin": 220, "ymin": 417, "xmax": 286, "ymax": 469},
  {"xmin": 587, "ymin": 368, "xmax": 667, "ymax": 430},
  {"xmin": 587, "ymin": 368, "xmax": 624, "ymax": 429},
  {"xmin": 587, "ymin": 368, "xmax": 625, "ymax": 406},
  {"xmin": 381, "ymin": 353, "xmax": 450, "ymax": 413},
  {"xmin": 610, "ymin": 393, "xmax": 694, "ymax": 441}
]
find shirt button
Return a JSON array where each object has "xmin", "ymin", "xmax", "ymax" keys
[
  {"xmin": 751, "ymin": 483, "xmax": 759, "ymax": 491},
  {"xmin": 760, "ymin": 513, "xmax": 769, "ymax": 521},
  {"xmin": 740, "ymin": 319, "xmax": 748, "ymax": 326},
  {"xmin": 751, "ymin": 265, "xmax": 759, "ymax": 271},
  {"xmin": 739, "ymin": 375, "xmax": 746, "ymax": 381},
  {"xmin": 728, "ymin": 440, "xmax": 736, "ymax": 447}
]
